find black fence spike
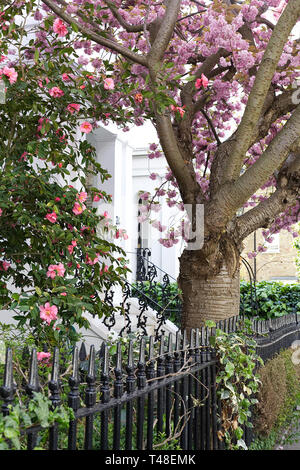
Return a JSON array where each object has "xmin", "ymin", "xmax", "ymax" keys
[
  {"xmin": 126, "ymin": 341, "xmax": 135, "ymax": 394},
  {"xmin": 168, "ymin": 333, "xmax": 173, "ymax": 355},
  {"xmin": 26, "ymin": 348, "xmax": 40, "ymax": 398},
  {"xmin": 85, "ymin": 345, "xmax": 96, "ymax": 409},
  {"xmin": 195, "ymin": 328, "xmax": 200, "ymax": 348},
  {"xmin": 175, "ymin": 330, "xmax": 181, "ymax": 352},
  {"xmin": 79, "ymin": 342, "xmax": 87, "ymax": 362},
  {"xmin": 159, "ymin": 334, "xmax": 165, "ymax": 357},
  {"xmin": 49, "ymin": 347, "xmax": 61, "ymax": 408},
  {"xmin": 0, "ymin": 348, "xmax": 15, "ymax": 416},
  {"xmin": 68, "ymin": 347, "xmax": 80, "ymax": 411},
  {"xmin": 101, "ymin": 343, "xmax": 110, "ymax": 404},
  {"xmin": 137, "ymin": 338, "xmax": 146, "ymax": 390},
  {"xmin": 190, "ymin": 329, "xmax": 195, "ymax": 350},
  {"xmin": 139, "ymin": 337, "xmax": 145, "ymax": 365},
  {"xmin": 148, "ymin": 336, "xmax": 154, "ymax": 361}
]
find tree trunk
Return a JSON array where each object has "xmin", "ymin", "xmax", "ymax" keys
[{"xmin": 178, "ymin": 243, "xmax": 240, "ymax": 330}]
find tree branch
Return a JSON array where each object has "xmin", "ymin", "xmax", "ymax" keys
[
  {"xmin": 233, "ymin": 151, "xmax": 300, "ymax": 241},
  {"xmin": 231, "ymin": 104, "xmax": 300, "ymax": 209},
  {"xmin": 103, "ymin": 1, "xmax": 147, "ymax": 33},
  {"xmin": 41, "ymin": 0, "xmax": 148, "ymax": 66},
  {"xmin": 148, "ymin": 0, "xmax": 182, "ymax": 68}
]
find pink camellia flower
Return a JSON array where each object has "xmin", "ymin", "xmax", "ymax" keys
[
  {"xmin": 45, "ymin": 212, "xmax": 57, "ymax": 223},
  {"xmin": 0, "ymin": 208, "xmax": 2, "ymax": 216},
  {"xmin": 49, "ymin": 86, "xmax": 64, "ymax": 98},
  {"xmin": 56, "ymin": 263, "xmax": 65, "ymax": 277},
  {"xmin": 46, "ymin": 263, "xmax": 65, "ymax": 279},
  {"xmin": 53, "ymin": 18, "xmax": 68, "ymax": 37},
  {"xmin": 67, "ymin": 245, "xmax": 74, "ymax": 255},
  {"xmin": 62, "ymin": 73, "xmax": 70, "ymax": 81},
  {"xmin": 77, "ymin": 192, "xmax": 87, "ymax": 203},
  {"xmin": 39, "ymin": 302, "xmax": 58, "ymax": 325},
  {"xmin": 60, "ymin": 292, "xmax": 67, "ymax": 296},
  {"xmin": 80, "ymin": 121, "xmax": 93, "ymax": 134},
  {"xmin": 195, "ymin": 73, "xmax": 209, "ymax": 89},
  {"xmin": 73, "ymin": 202, "xmax": 86, "ymax": 215},
  {"xmin": 47, "ymin": 265, "xmax": 57, "ymax": 279},
  {"xmin": 93, "ymin": 194, "xmax": 101, "ymax": 202},
  {"xmin": 67, "ymin": 103, "xmax": 80, "ymax": 114},
  {"xmin": 2, "ymin": 261, "xmax": 10, "ymax": 271},
  {"xmin": 1, "ymin": 66, "xmax": 18, "ymax": 84},
  {"xmin": 103, "ymin": 77, "xmax": 115, "ymax": 90}
]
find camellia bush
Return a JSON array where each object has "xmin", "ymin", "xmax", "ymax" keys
[{"xmin": 0, "ymin": 2, "xmax": 130, "ymax": 348}]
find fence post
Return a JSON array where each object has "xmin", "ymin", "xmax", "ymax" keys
[
  {"xmin": 25, "ymin": 348, "xmax": 41, "ymax": 450},
  {"xmin": 100, "ymin": 343, "xmax": 110, "ymax": 450},
  {"xmin": 68, "ymin": 346, "xmax": 80, "ymax": 450},
  {"xmin": 113, "ymin": 342, "xmax": 123, "ymax": 450},
  {"xmin": 0, "ymin": 348, "xmax": 15, "ymax": 417},
  {"xmin": 125, "ymin": 340, "xmax": 135, "ymax": 450},
  {"xmin": 84, "ymin": 345, "xmax": 96, "ymax": 450},
  {"xmin": 165, "ymin": 333, "xmax": 173, "ymax": 438},
  {"xmin": 173, "ymin": 331, "xmax": 181, "ymax": 434},
  {"xmin": 146, "ymin": 336, "xmax": 155, "ymax": 450},
  {"xmin": 157, "ymin": 335, "xmax": 165, "ymax": 437},
  {"xmin": 180, "ymin": 330, "xmax": 188, "ymax": 450},
  {"xmin": 136, "ymin": 337, "xmax": 146, "ymax": 450},
  {"xmin": 48, "ymin": 347, "xmax": 61, "ymax": 450}
]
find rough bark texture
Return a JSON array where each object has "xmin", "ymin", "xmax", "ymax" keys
[{"xmin": 178, "ymin": 240, "xmax": 241, "ymax": 329}]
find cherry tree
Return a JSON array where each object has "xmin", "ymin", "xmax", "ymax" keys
[{"xmin": 6, "ymin": 0, "xmax": 300, "ymax": 329}]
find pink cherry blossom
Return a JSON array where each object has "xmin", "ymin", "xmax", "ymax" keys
[
  {"xmin": 39, "ymin": 302, "xmax": 58, "ymax": 325},
  {"xmin": 53, "ymin": 18, "xmax": 68, "ymax": 37}
]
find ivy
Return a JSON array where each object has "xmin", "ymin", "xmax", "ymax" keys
[{"xmin": 207, "ymin": 319, "xmax": 263, "ymax": 450}]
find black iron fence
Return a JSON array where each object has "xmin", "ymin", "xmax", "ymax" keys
[{"xmin": 1, "ymin": 313, "xmax": 300, "ymax": 451}]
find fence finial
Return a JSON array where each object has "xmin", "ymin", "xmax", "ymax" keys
[
  {"xmin": 26, "ymin": 348, "xmax": 40, "ymax": 397},
  {"xmin": 49, "ymin": 347, "xmax": 61, "ymax": 408},
  {"xmin": 0, "ymin": 348, "xmax": 15, "ymax": 416},
  {"xmin": 85, "ymin": 345, "xmax": 96, "ymax": 408},
  {"xmin": 68, "ymin": 347, "xmax": 80, "ymax": 411},
  {"xmin": 101, "ymin": 343, "xmax": 110, "ymax": 404},
  {"xmin": 126, "ymin": 340, "xmax": 135, "ymax": 394}
]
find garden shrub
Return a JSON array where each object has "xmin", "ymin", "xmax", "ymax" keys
[
  {"xmin": 240, "ymin": 281, "xmax": 300, "ymax": 319},
  {"xmin": 251, "ymin": 349, "xmax": 300, "ymax": 449}
]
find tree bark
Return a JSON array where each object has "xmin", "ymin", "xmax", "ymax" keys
[{"xmin": 178, "ymin": 241, "xmax": 241, "ymax": 329}]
